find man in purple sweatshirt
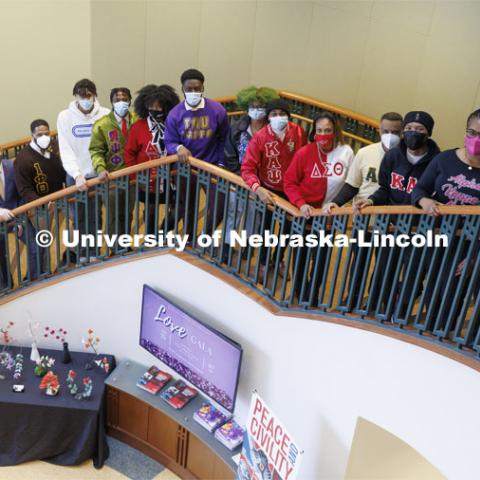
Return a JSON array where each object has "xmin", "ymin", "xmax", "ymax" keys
[{"xmin": 165, "ymin": 69, "xmax": 229, "ymax": 238}]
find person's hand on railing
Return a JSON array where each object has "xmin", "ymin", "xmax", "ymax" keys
[
  {"xmin": 418, "ymin": 197, "xmax": 442, "ymax": 217},
  {"xmin": 75, "ymin": 174, "xmax": 88, "ymax": 192},
  {"xmin": 353, "ymin": 198, "xmax": 373, "ymax": 214},
  {"xmin": 0, "ymin": 208, "xmax": 14, "ymax": 222},
  {"xmin": 177, "ymin": 146, "xmax": 192, "ymax": 164},
  {"xmin": 300, "ymin": 204, "xmax": 314, "ymax": 219},
  {"xmin": 98, "ymin": 170, "xmax": 109, "ymax": 182},
  {"xmin": 256, "ymin": 186, "xmax": 274, "ymax": 205},
  {"xmin": 322, "ymin": 202, "xmax": 338, "ymax": 216}
]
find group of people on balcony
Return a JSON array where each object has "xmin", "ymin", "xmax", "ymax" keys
[{"xmin": 1, "ymin": 69, "xmax": 480, "ymax": 334}]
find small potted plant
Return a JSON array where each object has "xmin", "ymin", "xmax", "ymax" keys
[
  {"xmin": 39, "ymin": 371, "xmax": 60, "ymax": 396},
  {"xmin": 82, "ymin": 329, "xmax": 100, "ymax": 370},
  {"xmin": 34, "ymin": 355, "xmax": 55, "ymax": 377}
]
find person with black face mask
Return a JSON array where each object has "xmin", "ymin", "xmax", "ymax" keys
[
  {"xmin": 356, "ymin": 111, "xmax": 439, "ymax": 209},
  {"xmin": 125, "ymin": 84, "xmax": 180, "ymax": 235},
  {"xmin": 355, "ymin": 111, "xmax": 440, "ymax": 323}
]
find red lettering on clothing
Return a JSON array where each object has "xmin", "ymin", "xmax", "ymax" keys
[
  {"xmin": 390, "ymin": 172, "xmax": 405, "ymax": 190},
  {"xmin": 406, "ymin": 177, "xmax": 417, "ymax": 194}
]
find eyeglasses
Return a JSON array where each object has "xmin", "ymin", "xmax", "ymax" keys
[{"xmin": 466, "ymin": 128, "xmax": 480, "ymax": 138}]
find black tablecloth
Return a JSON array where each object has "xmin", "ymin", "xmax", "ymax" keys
[{"xmin": 0, "ymin": 346, "xmax": 115, "ymax": 468}]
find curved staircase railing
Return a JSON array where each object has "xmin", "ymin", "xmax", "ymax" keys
[{"xmin": 1, "ymin": 153, "xmax": 480, "ymax": 368}]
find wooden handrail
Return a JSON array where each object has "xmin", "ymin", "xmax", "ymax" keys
[
  {"xmin": 279, "ymin": 91, "xmax": 379, "ymax": 128},
  {"xmin": 7, "ymin": 153, "xmax": 480, "ymax": 218}
]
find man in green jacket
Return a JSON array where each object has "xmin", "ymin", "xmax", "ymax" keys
[{"xmin": 90, "ymin": 87, "xmax": 137, "ymax": 249}]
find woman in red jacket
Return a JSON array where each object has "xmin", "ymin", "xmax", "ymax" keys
[
  {"xmin": 125, "ymin": 84, "xmax": 180, "ymax": 234},
  {"xmin": 241, "ymin": 99, "xmax": 307, "ymax": 276},
  {"xmin": 284, "ymin": 111, "xmax": 353, "ymax": 304}
]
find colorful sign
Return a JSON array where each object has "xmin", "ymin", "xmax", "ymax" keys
[{"xmin": 237, "ymin": 392, "xmax": 303, "ymax": 480}]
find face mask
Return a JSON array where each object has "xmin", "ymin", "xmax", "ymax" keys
[
  {"xmin": 149, "ymin": 110, "xmax": 165, "ymax": 123},
  {"xmin": 248, "ymin": 108, "xmax": 266, "ymax": 121},
  {"xmin": 185, "ymin": 92, "xmax": 202, "ymax": 107},
  {"xmin": 314, "ymin": 133, "xmax": 335, "ymax": 150},
  {"xmin": 78, "ymin": 98, "xmax": 94, "ymax": 111},
  {"xmin": 113, "ymin": 101, "xmax": 129, "ymax": 118},
  {"xmin": 465, "ymin": 135, "xmax": 480, "ymax": 157},
  {"xmin": 381, "ymin": 133, "xmax": 401, "ymax": 150},
  {"xmin": 35, "ymin": 134, "xmax": 51, "ymax": 150},
  {"xmin": 404, "ymin": 130, "xmax": 427, "ymax": 150},
  {"xmin": 269, "ymin": 116, "xmax": 288, "ymax": 133}
]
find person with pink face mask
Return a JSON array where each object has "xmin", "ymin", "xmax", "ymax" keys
[
  {"xmin": 413, "ymin": 108, "xmax": 480, "ymax": 212},
  {"xmin": 411, "ymin": 109, "xmax": 480, "ymax": 338}
]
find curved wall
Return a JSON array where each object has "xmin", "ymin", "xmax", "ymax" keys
[{"xmin": 1, "ymin": 253, "xmax": 479, "ymax": 479}]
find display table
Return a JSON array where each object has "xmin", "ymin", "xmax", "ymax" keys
[
  {"xmin": 105, "ymin": 359, "xmax": 238, "ymax": 480},
  {"xmin": 0, "ymin": 346, "xmax": 115, "ymax": 468}
]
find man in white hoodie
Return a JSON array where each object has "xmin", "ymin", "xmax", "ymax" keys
[{"xmin": 57, "ymin": 78, "xmax": 109, "ymax": 261}]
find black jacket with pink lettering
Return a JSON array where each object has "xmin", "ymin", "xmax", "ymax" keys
[{"xmin": 369, "ymin": 139, "xmax": 440, "ymax": 206}]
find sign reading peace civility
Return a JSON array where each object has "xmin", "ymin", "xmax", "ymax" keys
[{"xmin": 237, "ymin": 392, "xmax": 303, "ymax": 480}]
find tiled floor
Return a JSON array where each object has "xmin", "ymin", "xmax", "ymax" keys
[{"xmin": 0, "ymin": 437, "xmax": 181, "ymax": 480}]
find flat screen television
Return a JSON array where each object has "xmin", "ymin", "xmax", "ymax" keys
[{"xmin": 139, "ymin": 285, "xmax": 243, "ymax": 412}]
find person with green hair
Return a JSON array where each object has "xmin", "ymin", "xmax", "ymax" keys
[{"xmin": 221, "ymin": 86, "xmax": 278, "ymax": 262}]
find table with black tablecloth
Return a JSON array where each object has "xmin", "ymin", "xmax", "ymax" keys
[{"xmin": 0, "ymin": 346, "xmax": 115, "ymax": 468}]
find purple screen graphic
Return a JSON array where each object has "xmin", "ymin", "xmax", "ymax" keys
[{"xmin": 139, "ymin": 286, "xmax": 242, "ymax": 411}]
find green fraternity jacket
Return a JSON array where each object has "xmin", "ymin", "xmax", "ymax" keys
[{"xmin": 90, "ymin": 110, "xmax": 138, "ymax": 173}]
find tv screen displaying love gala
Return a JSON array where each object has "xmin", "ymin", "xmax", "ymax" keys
[{"xmin": 139, "ymin": 285, "xmax": 243, "ymax": 412}]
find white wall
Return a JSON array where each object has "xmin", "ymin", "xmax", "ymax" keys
[{"xmin": 1, "ymin": 253, "xmax": 479, "ymax": 479}]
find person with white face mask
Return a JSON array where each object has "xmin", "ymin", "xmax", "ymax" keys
[
  {"xmin": 165, "ymin": 68, "xmax": 230, "ymax": 238},
  {"xmin": 9, "ymin": 119, "xmax": 66, "ymax": 282},
  {"xmin": 221, "ymin": 86, "xmax": 279, "ymax": 261},
  {"xmin": 241, "ymin": 99, "xmax": 307, "ymax": 205},
  {"xmin": 322, "ymin": 112, "xmax": 403, "ymax": 214},
  {"xmin": 89, "ymin": 87, "xmax": 137, "ymax": 244},
  {"xmin": 14, "ymin": 119, "xmax": 66, "ymax": 203},
  {"xmin": 57, "ymin": 78, "xmax": 109, "ymax": 262},
  {"xmin": 241, "ymin": 99, "xmax": 307, "ymax": 276}
]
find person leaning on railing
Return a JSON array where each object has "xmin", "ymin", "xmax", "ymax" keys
[
  {"xmin": 57, "ymin": 78, "xmax": 110, "ymax": 262},
  {"xmin": 411, "ymin": 108, "xmax": 480, "ymax": 338},
  {"xmin": 321, "ymin": 112, "xmax": 403, "ymax": 308},
  {"xmin": 322, "ymin": 112, "xmax": 403, "ymax": 213},
  {"xmin": 283, "ymin": 111, "xmax": 353, "ymax": 303},
  {"xmin": 124, "ymin": 84, "xmax": 180, "ymax": 235},
  {"xmin": 13, "ymin": 119, "xmax": 66, "ymax": 275},
  {"xmin": 165, "ymin": 69, "xmax": 230, "ymax": 238},
  {"xmin": 89, "ymin": 87, "xmax": 137, "ymax": 245},
  {"xmin": 222, "ymin": 86, "xmax": 279, "ymax": 260},
  {"xmin": 356, "ymin": 111, "xmax": 440, "ymax": 320},
  {"xmin": 241, "ymin": 99, "xmax": 307, "ymax": 277}
]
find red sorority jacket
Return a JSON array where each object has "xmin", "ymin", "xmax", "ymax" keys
[
  {"xmin": 284, "ymin": 143, "xmax": 327, "ymax": 208},
  {"xmin": 124, "ymin": 119, "xmax": 164, "ymax": 191},
  {"xmin": 241, "ymin": 122, "xmax": 307, "ymax": 193}
]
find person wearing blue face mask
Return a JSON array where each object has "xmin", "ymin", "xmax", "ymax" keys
[
  {"xmin": 57, "ymin": 78, "xmax": 110, "ymax": 262},
  {"xmin": 221, "ymin": 86, "xmax": 279, "ymax": 262},
  {"xmin": 89, "ymin": 87, "xmax": 137, "ymax": 245}
]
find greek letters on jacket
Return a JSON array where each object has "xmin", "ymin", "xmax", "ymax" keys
[{"xmin": 390, "ymin": 172, "xmax": 418, "ymax": 194}]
